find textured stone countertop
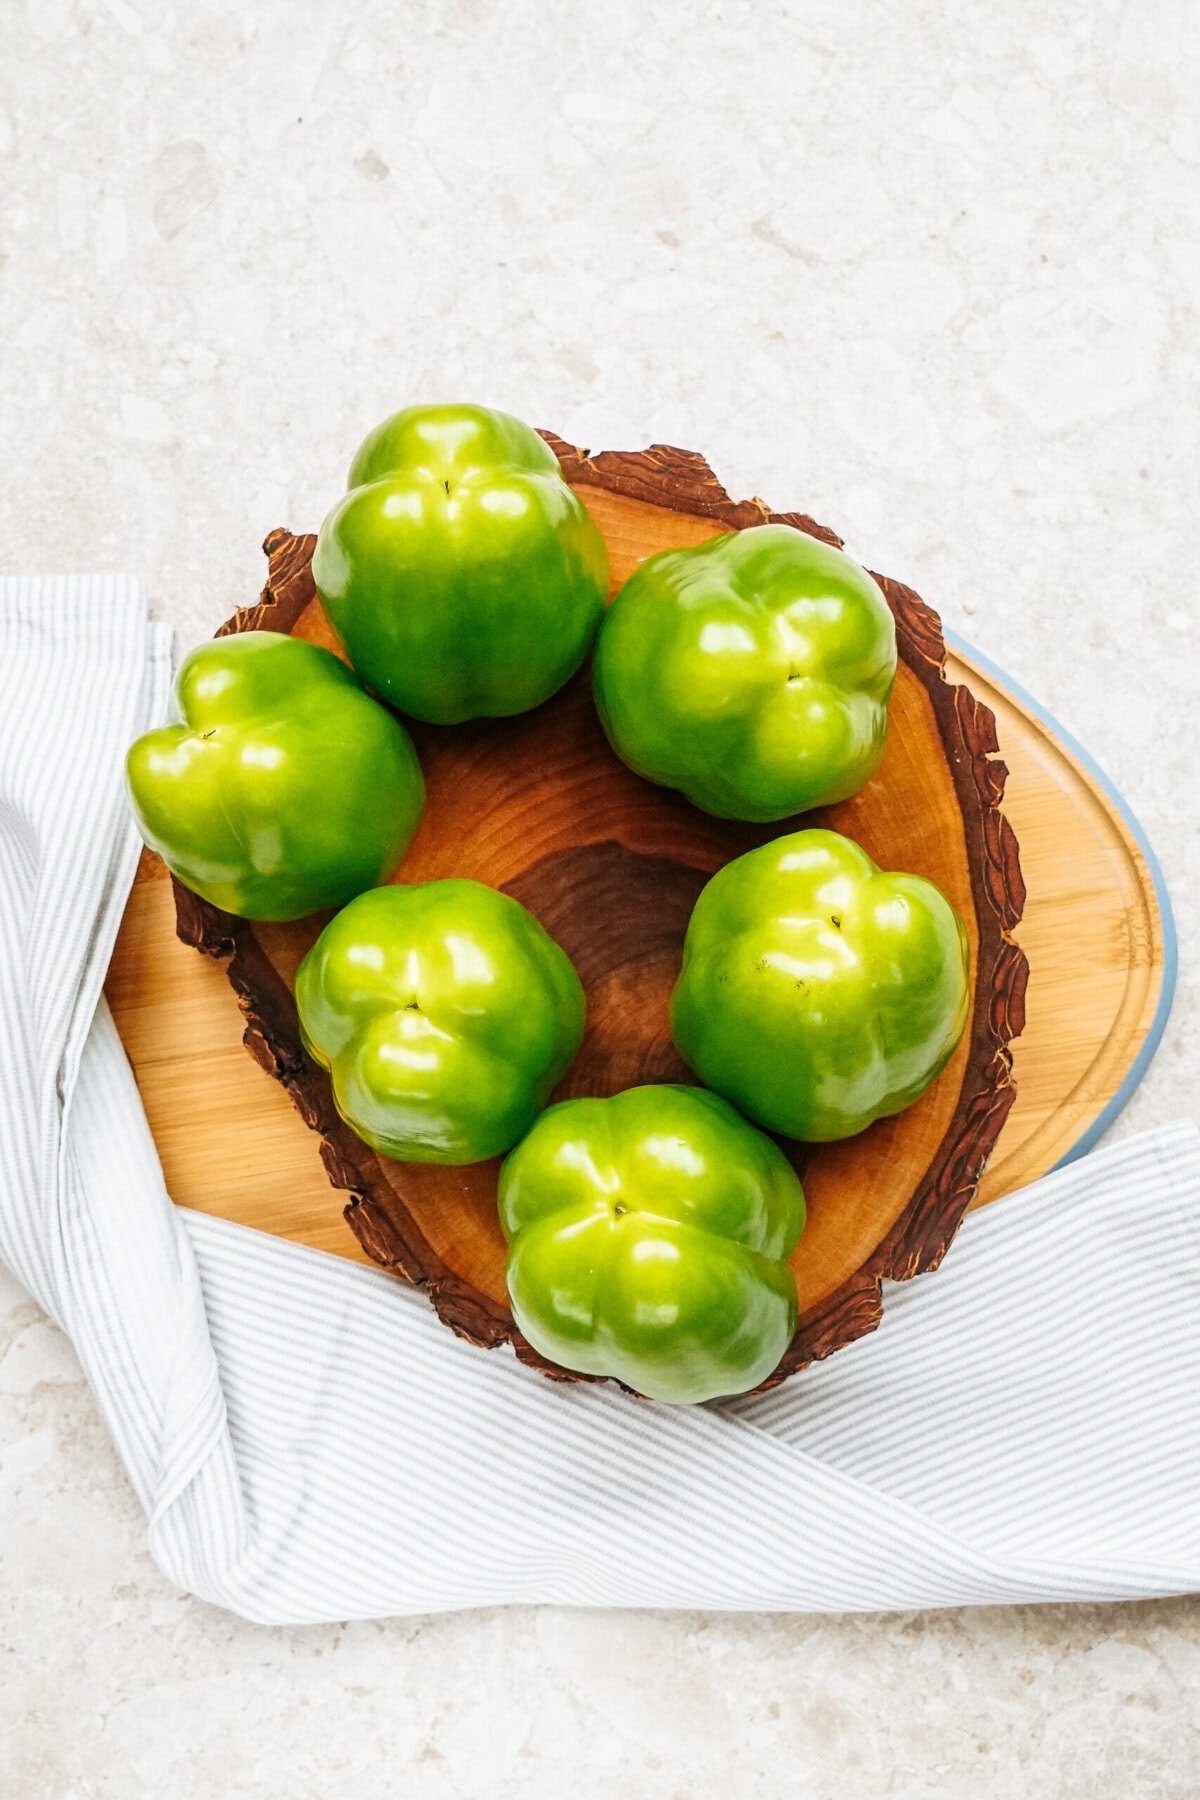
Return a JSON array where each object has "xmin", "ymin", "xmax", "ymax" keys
[{"xmin": 2, "ymin": 2, "xmax": 1198, "ymax": 1795}]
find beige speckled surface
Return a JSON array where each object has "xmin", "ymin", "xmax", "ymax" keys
[{"xmin": 2, "ymin": 2, "xmax": 1199, "ymax": 1794}]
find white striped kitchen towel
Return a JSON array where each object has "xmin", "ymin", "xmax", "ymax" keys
[{"xmin": 1, "ymin": 572, "xmax": 1197, "ymax": 1624}]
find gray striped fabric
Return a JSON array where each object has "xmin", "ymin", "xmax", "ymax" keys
[{"xmin": 2, "ymin": 573, "xmax": 1197, "ymax": 1624}]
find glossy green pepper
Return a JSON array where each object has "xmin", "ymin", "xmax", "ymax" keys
[
  {"xmin": 496, "ymin": 1080, "xmax": 805, "ymax": 1404},
  {"xmin": 296, "ymin": 879, "xmax": 585, "ymax": 1163},
  {"xmin": 671, "ymin": 829, "xmax": 970, "ymax": 1142},
  {"xmin": 593, "ymin": 523, "xmax": 896, "ymax": 821},
  {"xmin": 312, "ymin": 403, "xmax": 609, "ymax": 724},
  {"xmin": 126, "ymin": 632, "xmax": 424, "ymax": 921},
  {"xmin": 499, "ymin": 1085, "xmax": 806, "ymax": 1403}
]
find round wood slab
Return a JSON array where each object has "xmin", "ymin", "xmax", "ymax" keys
[{"xmin": 173, "ymin": 440, "xmax": 1028, "ymax": 1389}]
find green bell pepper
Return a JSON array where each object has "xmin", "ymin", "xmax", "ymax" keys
[
  {"xmin": 593, "ymin": 523, "xmax": 896, "ymax": 821},
  {"xmin": 671, "ymin": 829, "xmax": 970, "ymax": 1142},
  {"xmin": 499, "ymin": 1084, "xmax": 806, "ymax": 1403},
  {"xmin": 312, "ymin": 403, "xmax": 609, "ymax": 724},
  {"xmin": 296, "ymin": 879, "xmax": 585, "ymax": 1164},
  {"xmin": 126, "ymin": 631, "xmax": 424, "ymax": 921}
]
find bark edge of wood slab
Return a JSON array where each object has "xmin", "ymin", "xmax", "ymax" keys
[{"xmin": 174, "ymin": 437, "xmax": 1028, "ymax": 1393}]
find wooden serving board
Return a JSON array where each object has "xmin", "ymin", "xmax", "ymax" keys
[{"xmin": 105, "ymin": 442, "xmax": 1171, "ymax": 1387}]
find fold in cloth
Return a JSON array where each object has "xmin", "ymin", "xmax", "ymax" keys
[{"xmin": 1, "ymin": 572, "xmax": 1195, "ymax": 1624}]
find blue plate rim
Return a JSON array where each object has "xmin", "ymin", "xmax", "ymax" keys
[{"xmin": 945, "ymin": 628, "xmax": 1177, "ymax": 1169}]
